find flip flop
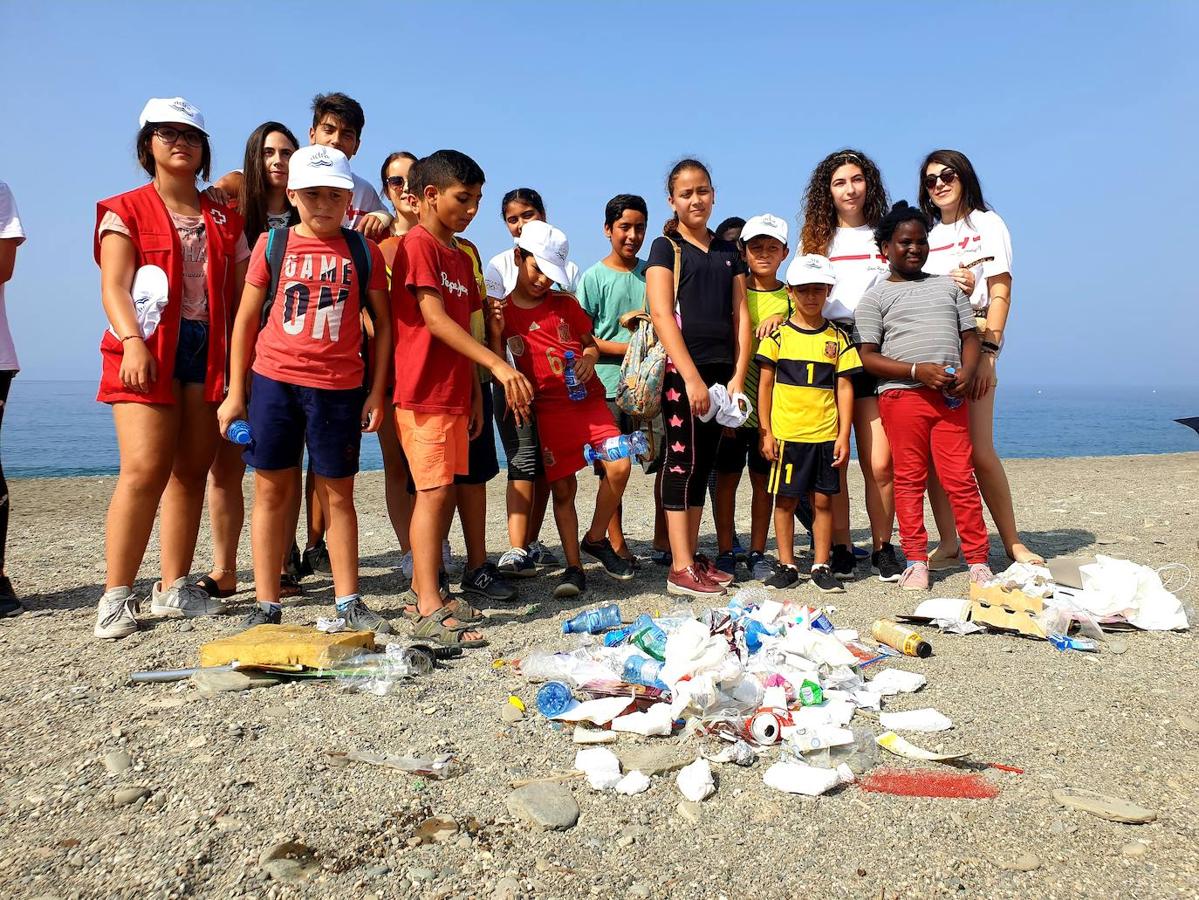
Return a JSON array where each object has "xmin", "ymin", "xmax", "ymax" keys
[
  {"xmin": 193, "ymin": 574, "xmax": 236, "ymax": 599},
  {"xmin": 411, "ymin": 606, "xmax": 488, "ymax": 649}
]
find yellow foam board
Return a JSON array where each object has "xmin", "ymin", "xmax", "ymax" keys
[{"xmin": 199, "ymin": 624, "xmax": 375, "ymax": 669}]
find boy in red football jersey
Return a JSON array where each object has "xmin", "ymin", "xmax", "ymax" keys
[{"xmin": 487, "ymin": 221, "xmax": 634, "ymax": 599}]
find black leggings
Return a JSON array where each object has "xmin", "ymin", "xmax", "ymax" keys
[
  {"xmin": 0, "ymin": 372, "xmax": 12, "ymax": 572},
  {"xmin": 659, "ymin": 363, "xmax": 732, "ymax": 511}
]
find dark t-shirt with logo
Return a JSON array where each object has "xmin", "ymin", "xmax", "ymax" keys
[{"xmin": 646, "ymin": 233, "xmax": 747, "ymax": 366}]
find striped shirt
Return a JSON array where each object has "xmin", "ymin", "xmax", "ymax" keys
[{"xmin": 853, "ymin": 275, "xmax": 975, "ymax": 392}]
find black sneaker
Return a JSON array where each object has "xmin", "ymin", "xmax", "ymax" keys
[
  {"xmin": 871, "ymin": 543, "xmax": 903, "ymax": 583},
  {"xmin": 461, "ymin": 562, "xmax": 518, "ymax": 602},
  {"xmin": 748, "ymin": 551, "xmax": 776, "ymax": 582},
  {"xmin": 302, "ymin": 539, "xmax": 331, "ymax": 575},
  {"xmin": 340, "ymin": 597, "xmax": 396, "ymax": 635},
  {"xmin": 580, "ymin": 536, "xmax": 635, "ymax": 581},
  {"xmin": 0, "ymin": 576, "xmax": 22, "ymax": 617},
  {"xmin": 553, "ymin": 566, "xmax": 586, "ymax": 598},
  {"xmin": 239, "ymin": 603, "xmax": 281, "ymax": 630},
  {"xmin": 764, "ymin": 564, "xmax": 799, "ymax": 590},
  {"xmin": 650, "ymin": 547, "xmax": 673, "ymax": 567},
  {"xmin": 831, "ymin": 544, "xmax": 857, "ymax": 580},
  {"xmin": 287, "ymin": 542, "xmax": 304, "ymax": 580},
  {"xmin": 810, "ymin": 564, "xmax": 845, "ymax": 594}
]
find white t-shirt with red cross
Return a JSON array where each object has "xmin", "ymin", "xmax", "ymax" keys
[
  {"xmin": 823, "ymin": 224, "xmax": 890, "ymax": 322},
  {"xmin": 925, "ymin": 209, "xmax": 1012, "ymax": 313}
]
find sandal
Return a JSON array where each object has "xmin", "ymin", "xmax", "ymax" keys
[
  {"xmin": 279, "ymin": 574, "xmax": 303, "ymax": 599},
  {"xmin": 399, "ymin": 590, "xmax": 483, "ymax": 623},
  {"xmin": 193, "ymin": 574, "xmax": 236, "ymax": 599},
  {"xmin": 927, "ymin": 547, "xmax": 965, "ymax": 572},
  {"xmin": 411, "ymin": 606, "xmax": 488, "ymax": 649}
]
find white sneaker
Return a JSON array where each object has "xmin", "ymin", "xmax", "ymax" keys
[
  {"xmin": 399, "ymin": 551, "xmax": 414, "ymax": 581},
  {"xmin": 95, "ymin": 587, "xmax": 139, "ymax": 639},
  {"xmin": 441, "ymin": 539, "xmax": 463, "ymax": 580},
  {"xmin": 526, "ymin": 541, "xmax": 561, "ymax": 570},
  {"xmin": 150, "ymin": 577, "xmax": 228, "ymax": 617}
]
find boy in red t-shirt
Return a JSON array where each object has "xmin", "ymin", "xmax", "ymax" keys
[
  {"xmin": 487, "ymin": 222, "xmax": 634, "ymax": 599},
  {"xmin": 219, "ymin": 145, "xmax": 393, "ymax": 632},
  {"xmin": 393, "ymin": 150, "xmax": 533, "ymax": 648}
]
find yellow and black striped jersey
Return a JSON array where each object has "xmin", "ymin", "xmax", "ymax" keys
[{"xmin": 755, "ymin": 319, "xmax": 861, "ymax": 442}]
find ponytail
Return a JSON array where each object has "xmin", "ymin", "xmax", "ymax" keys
[{"xmin": 663, "ymin": 212, "xmax": 680, "ymax": 236}]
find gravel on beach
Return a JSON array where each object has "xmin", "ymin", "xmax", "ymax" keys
[{"xmin": 0, "ymin": 453, "xmax": 1195, "ymax": 899}]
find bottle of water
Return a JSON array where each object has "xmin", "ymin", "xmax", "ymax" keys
[
  {"xmin": 535, "ymin": 681, "xmax": 577, "ymax": 717},
  {"xmin": 583, "ymin": 431, "xmax": 649, "ymax": 465},
  {"xmin": 226, "ymin": 419, "xmax": 252, "ymax": 445},
  {"xmin": 563, "ymin": 350, "xmax": 588, "ymax": 402},
  {"xmin": 942, "ymin": 366, "xmax": 963, "ymax": 410},
  {"xmin": 603, "ymin": 625, "xmax": 635, "ymax": 647},
  {"xmin": 622, "ymin": 654, "xmax": 667, "ymax": 690},
  {"xmin": 562, "ymin": 604, "xmax": 622, "ymax": 635},
  {"xmin": 629, "ymin": 613, "xmax": 668, "ymax": 662}
]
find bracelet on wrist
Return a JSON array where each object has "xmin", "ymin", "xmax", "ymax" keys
[
  {"xmin": 910, "ymin": 363, "xmax": 917, "ymax": 380},
  {"xmin": 980, "ymin": 340, "xmax": 1001, "ymax": 353},
  {"xmin": 120, "ymin": 334, "xmax": 142, "ymax": 343}
]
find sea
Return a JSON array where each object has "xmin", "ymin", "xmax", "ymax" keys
[{"xmin": 3, "ymin": 381, "xmax": 1197, "ymax": 479}]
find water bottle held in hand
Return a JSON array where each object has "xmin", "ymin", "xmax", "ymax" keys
[
  {"xmin": 942, "ymin": 366, "xmax": 963, "ymax": 410},
  {"xmin": 563, "ymin": 350, "xmax": 588, "ymax": 402},
  {"xmin": 562, "ymin": 604, "xmax": 622, "ymax": 635},
  {"xmin": 226, "ymin": 419, "xmax": 252, "ymax": 445},
  {"xmin": 582, "ymin": 431, "xmax": 649, "ymax": 465}
]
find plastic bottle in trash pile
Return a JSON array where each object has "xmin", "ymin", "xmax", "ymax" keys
[
  {"xmin": 629, "ymin": 613, "xmax": 668, "ymax": 661},
  {"xmin": 583, "ymin": 431, "xmax": 649, "ymax": 465},
  {"xmin": 226, "ymin": 419, "xmax": 252, "ymax": 445},
  {"xmin": 942, "ymin": 366, "xmax": 963, "ymax": 410},
  {"xmin": 622, "ymin": 654, "xmax": 668, "ymax": 690},
  {"xmin": 603, "ymin": 624, "xmax": 635, "ymax": 647},
  {"xmin": 871, "ymin": 620, "xmax": 932, "ymax": 658},
  {"xmin": 562, "ymin": 604, "xmax": 622, "ymax": 635},
  {"xmin": 535, "ymin": 681, "xmax": 576, "ymax": 717},
  {"xmin": 563, "ymin": 351, "xmax": 588, "ymax": 401}
]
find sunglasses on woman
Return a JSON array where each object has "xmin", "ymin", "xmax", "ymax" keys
[
  {"xmin": 385, "ymin": 175, "xmax": 407, "ymax": 191},
  {"xmin": 154, "ymin": 126, "xmax": 205, "ymax": 148},
  {"xmin": 923, "ymin": 168, "xmax": 958, "ymax": 190}
]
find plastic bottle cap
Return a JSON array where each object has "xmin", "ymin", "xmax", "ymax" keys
[{"xmin": 914, "ymin": 641, "xmax": 932, "ymax": 658}]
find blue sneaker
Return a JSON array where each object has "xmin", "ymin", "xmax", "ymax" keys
[
  {"xmin": 852, "ymin": 544, "xmax": 870, "ymax": 561},
  {"xmin": 731, "ymin": 540, "xmax": 749, "ymax": 564},
  {"xmin": 715, "ymin": 551, "xmax": 738, "ymax": 580},
  {"xmin": 498, "ymin": 547, "xmax": 538, "ymax": 578},
  {"xmin": 526, "ymin": 541, "xmax": 561, "ymax": 570},
  {"xmin": 748, "ymin": 551, "xmax": 776, "ymax": 582}
]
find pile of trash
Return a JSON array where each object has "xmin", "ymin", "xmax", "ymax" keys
[{"xmin": 514, "ymin": 590, "xmax": 963, "ymax": 797}]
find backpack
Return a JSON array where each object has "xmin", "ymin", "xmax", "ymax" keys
[
  {"xmin": 614, "ymin": 238, "xmax": 680, "ymax": 420},
  {"xmin": 261, "ymin": 226, "xmax": 374, "ymax": 388}
]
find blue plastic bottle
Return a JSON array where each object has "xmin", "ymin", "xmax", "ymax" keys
[
  {"xmin": 583, "ymin": 431, "xmax": 650, "ymax": 465},
  {"xmin": 942, "ymin": 366, "xmax": 963, "ymax": 410},
  {"xmin": 536, "ymin": 681, "xmax": 577, "ymax": 717},
  {"xmin": 226, "ymin": 419, "xmax": 252, "ymax": 445},
  {"xmin": 563, "ymin": 351, "xmax": 588, "ymax": 402},
  {"xmin": 562, "ymin": 604, "xmax": 622, "ymax": 635},
  {"xmin": 602, "ymin": 625, "xmax": 634, "ymax": 647},
  {"xmin": 622, "ymin": 654, "xmax": 667, "ymax": 690},
  {"xmin": 629, "ymin": 614, "xmax": 668, "ymax": 661}
]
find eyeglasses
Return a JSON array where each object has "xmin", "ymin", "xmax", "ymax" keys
[
  {"xmin": 923, "ymin": 168, "xmax": 958, "ymax": 190},
  {"xmin": 154, "ymin": 126, "xmax": 205, "ymax": 148},
  {"xmin": 385, "ymin": 175, "xmax": 407, "ymax": 191}
]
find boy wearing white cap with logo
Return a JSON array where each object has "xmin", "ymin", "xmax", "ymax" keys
[
  {"xmin": 486, "ymin": 221, "xmax": 634, "ymax": 599},
  {"xmin": 755, "ymin": 254, "xmax": 861, "ymax": 593},
  {"xmin": 218, "ymin": 145, "xmax": 394, "ymax": 633}
]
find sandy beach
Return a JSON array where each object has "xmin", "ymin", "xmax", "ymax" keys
[{"xmin": 0, "ymin": 452, "xmax": 1195, "ymax": 899}]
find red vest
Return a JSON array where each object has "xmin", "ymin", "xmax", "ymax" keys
[{"xmin": 94, "ymin": 183, "xmax": 244, "ymax": 404}]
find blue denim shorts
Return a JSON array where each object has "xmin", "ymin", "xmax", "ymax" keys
[
  {"xmin": 243, "ymin": 372, "xmax": 364, "ymax": 479},
  {"xmin": 173, "ymin": 319, "xmax": 209, "ymax": 384}
]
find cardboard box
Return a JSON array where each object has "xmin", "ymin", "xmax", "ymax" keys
[
  {"xmin": 199, "ymin": 624, "xmax": 375, "ymax": 669},
  {"xmin": 969, "ymin": 583, "xmax": 1046, "ymax": 639}
]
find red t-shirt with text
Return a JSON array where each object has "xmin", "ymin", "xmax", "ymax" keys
[
  {"xmin": 392, "ymin": 225, "xmax": 480, "ymax": 413},
  {"xmin": 500, "ymin": 292, "xmax": 599, "ymax": 405},
  {"xmin": 248, "ymin": 228, "xmax": 386, "ymax": 391}
]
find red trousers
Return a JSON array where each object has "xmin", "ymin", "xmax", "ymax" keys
[{"xmin": 878, "ymin": 388, "xmax": 990, "ymax": 565}]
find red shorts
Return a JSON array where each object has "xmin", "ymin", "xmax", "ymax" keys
[{"xmin": 537, "ymin": 396, "xmax": 620, "ymax": 483}]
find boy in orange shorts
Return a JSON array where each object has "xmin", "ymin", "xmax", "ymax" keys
[
  {"xmin": 392, "ymin": 150, "xmax": 533, "ymax": 647},
  {"xmin": 488, "ymin": 221, "xmax": 635, "ymax": 598}
]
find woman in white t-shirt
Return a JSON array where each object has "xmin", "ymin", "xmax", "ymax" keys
[{"xmin": 920, "ymin": 149, "xmax": 1041, "ymax": 567}]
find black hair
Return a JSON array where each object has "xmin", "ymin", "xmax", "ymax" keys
[
  {"xmin": 502, "ymin": 187, "xmax": 546, "ymax": 218},
  {"xmin": 413, "ymin": 149, "xmax": 485, "ymax": 193},
  {"xmin": 240, "ymin": 121, "xmax": 300, "ymax": 241},
  {"xmin": 663, "ymin": 158, "xmax": 713, "ymax": 235},
  {"xmin": 604, "ymin": 194, "xmax": 648, "ymax": 228},
  {"xmin": 310, "ymin": 92, "xmax": 365, "ymax": 136},
  {"xmin": 715, "ymin": 216, "xmax": 745, "ymax": 239},
  {"xmin": 873, "ymin": 201, "xmax": 931, "ymax": 250},
  {"xmin": 136, "ymin": 123, "xmax": 212, "ymax": 183},
  {"xmin": 919, "ymin": 148, "xmax": 990, "ymax": 224},
  {"xmin": 379, "ymin": 150, "xmax": 418, "ymax": 194}
]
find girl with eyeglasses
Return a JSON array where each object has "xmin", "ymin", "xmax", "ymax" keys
[
  {"xmin": 92, "ymin": 98, "xmax": 249, "ymax": 639},
  {"xmin": 920, "ymin": 149, "xmax": 1042, "ymax": 568}
]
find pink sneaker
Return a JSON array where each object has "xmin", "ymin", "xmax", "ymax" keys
[
  {"xmin": 968, "ymin": 563, "xmax": 994, "ymax": 585},
  {"xmin": 668, "ymin": 565, "xmax": 727, "ymax": 598},
  {"xmin": 899, "ymin": 561, "xmax": 930, "ymax": 591},
  {"xmin": 694, "ymin": 554, "xmax": 734, "ymax": 587}
]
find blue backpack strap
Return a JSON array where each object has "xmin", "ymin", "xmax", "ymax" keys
[{"xmin": 259, "ymin": 226, "xmax": 291, "ymax": 330}]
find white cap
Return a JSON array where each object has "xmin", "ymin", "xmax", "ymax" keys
[
  {"xmin": 139, "ymin": 97, "xmax": 207, "ymax": 135},
  {"xmin": 287, "ymin": 145, "xmax": 355, "ymax": 191},
  {"xmin": 740, "ymin": 213, "xmax": 788, "ymax": 246},
  {"xmin": 785, "ymin": 253, "xmax": 837, "ymax": 286},
  {"xmin": 516, "ymin": 220, "xmax": 571, "ymax": 287}
]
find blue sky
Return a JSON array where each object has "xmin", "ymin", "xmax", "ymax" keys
[{"xmin": 1, "ymin": 1, "xmax": 1194, "ymax": 386}]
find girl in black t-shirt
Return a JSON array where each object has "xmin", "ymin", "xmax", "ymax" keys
[{"xmin": 645, "ymin": 159, "xmax": 751, "ymax": 598}]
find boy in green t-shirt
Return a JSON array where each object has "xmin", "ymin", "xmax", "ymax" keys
[
  {"xmin": 577, "ymin": 194, "xmax": 666, "ymax": 564},
  {"xmin": 712, "ymin": 214, "xmax": 792, "ymax": 582}
]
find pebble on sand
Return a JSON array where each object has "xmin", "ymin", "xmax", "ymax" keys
[{"xmin": 506, "ymin": 783, "xmax": 580, "ymax": 831}]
